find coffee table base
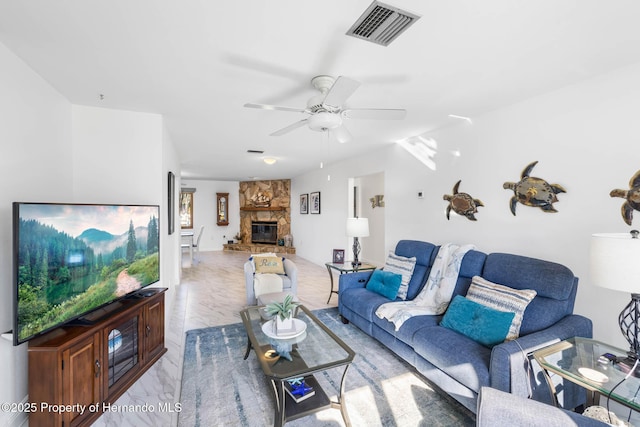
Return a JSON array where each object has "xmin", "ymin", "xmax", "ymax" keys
[{"xmin": 271, "ymin": 366, "xmax": 351, "ymax": 427}]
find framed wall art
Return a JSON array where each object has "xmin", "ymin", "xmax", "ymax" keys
[
  {"xmin": 310, "ymin": 191, "xmax": 321, "ymax": 214},
  {"xmin": 300, "ymin": 193, "xmax": 308, "ymax": 214},
  {"xmin": 180, "ymin": 191, "xmax": 194, "ymax": 229}
]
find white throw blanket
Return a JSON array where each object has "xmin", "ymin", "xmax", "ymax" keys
[
  {"xmin": 375, "ymin": 243, "xmax": 475, "ymax": 331},
  {"xmin": 253, "ymin": 273, "xmax": 283, "ymax": 299}
]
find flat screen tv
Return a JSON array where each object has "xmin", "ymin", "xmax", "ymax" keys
[{"xmin": 13, "ymin": 202, "xmax": 160, "ymax": 346}]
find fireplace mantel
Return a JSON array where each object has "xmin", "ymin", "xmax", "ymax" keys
[{"xmin": 240, "ymin": 207, "xmax": 285, "ymax": 211}]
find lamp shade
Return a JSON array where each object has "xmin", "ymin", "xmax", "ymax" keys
[
  {"xmin": 346, "ymin": 218, "xmax": 369, "ymax": 238},
  {"xmin": 590, "ymin": 232, "xmax": 640, "ymax": 293}
]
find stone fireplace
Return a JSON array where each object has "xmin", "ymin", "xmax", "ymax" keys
[{"xmin": 223, "ymin": 179, "xmax": 295, "ymax": 254}]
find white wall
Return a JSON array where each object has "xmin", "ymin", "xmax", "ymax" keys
[
  {"xmin": 163, "ymin": 124, "xmax": 182, "ymax": 317},
  {"xmin": 71, "ymin": 106, "xmax": 163, "ymax": 201},
  {"xmin": 0, "ymin": 45, "xmax": 181, "ymax": 426},
  {"xmin": 356, "ymin": 172, "xmax": 386, "ymax": 266},
  {"xmin": 293, "ymin": 61, "xmax": 640, "ymax": 349},
  {"xmin": 0, "ymin": 41, "xmax": 73, "ymax": 427},
  {"xmin": 180, "ymin": 179, "xmax": 240, "ymax": 251},
  {"xmin": 72, "ymin": 105, "xmax": 181, "ymax": 330}
]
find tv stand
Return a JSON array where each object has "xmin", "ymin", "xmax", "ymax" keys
[
  {"xmin": 66, "ymin": 317, "xmax": 96, "ymax": 326},
  {"xmin": 28, "ymin": 288, "xmax": 167, "ymax": 427}
]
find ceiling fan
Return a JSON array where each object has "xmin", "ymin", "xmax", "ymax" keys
[{"xmin": 244, "ymin": 75, "xmax": 406, "ymax": 143}]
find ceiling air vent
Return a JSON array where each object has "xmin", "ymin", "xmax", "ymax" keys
[{"xmin": 346, "ymin": 1, "xmax": 420, "ymax": 46}]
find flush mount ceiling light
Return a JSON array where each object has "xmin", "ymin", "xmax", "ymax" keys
[{"xmin": 263, "ymin": 157, "xmax": 277, "ymax": 165}]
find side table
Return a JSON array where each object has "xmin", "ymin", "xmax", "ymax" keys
[
  {"xmin": 533, "ymin": 337, "xmax": 640, "ymax": 412},
  {"xmin": 324, "ymin": 262, "xmax": 376, "ymax": 304}
]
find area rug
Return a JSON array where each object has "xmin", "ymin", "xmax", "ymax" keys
[{"xmin": 178, "ymin": 307, "xmax": 474, "ymax": 427}]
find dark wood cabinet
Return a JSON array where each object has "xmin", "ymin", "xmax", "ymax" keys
[
  {"xmin": 28, "ymin": 289, "xmax": 167, "ymax": 427},
  {"xmin": 144, "ymin": 296, "xmax": 165, "ymax": 362},
  {"xmin": 62, "ymin": 333, "xmax": 101, "ymax": 427}
]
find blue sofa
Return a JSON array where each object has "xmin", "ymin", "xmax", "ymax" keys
[{"xmin": 338, "ymin": 240, "xmax": 593, "ymax": 413}]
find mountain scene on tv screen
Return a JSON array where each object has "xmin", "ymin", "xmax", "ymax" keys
[{"xmin": 17, "ymin": 208, "xmax": 159, "ymax": 341}]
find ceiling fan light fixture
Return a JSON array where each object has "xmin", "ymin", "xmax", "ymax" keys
[{"xmin": 308, "ymin": 112, "xmax": 342, "ymax": 132}]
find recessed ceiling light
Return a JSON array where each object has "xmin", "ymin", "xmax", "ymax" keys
[{"xmin": 263, "ymin": 157, "xmax": 277, "ymax": 165}]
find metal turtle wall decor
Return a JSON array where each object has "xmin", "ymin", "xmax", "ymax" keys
[
  {"xmin": 503, "ymin": 161, "xmax": 566, "ymax": 216},
  {"xmin": 369, "ymin": 195, "xmax": 384, "ymax": 208},
  {"xmin": 610, "ymin": 169, "xmax": 640, "ymax": 225},
  {"xmin": 443, "ymin": 180, "xmax": 484, "ymax": 221}
]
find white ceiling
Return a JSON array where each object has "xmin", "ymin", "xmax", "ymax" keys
[{"xmin": 1, "ymin": 0, "xmax": 640, "ymax": 181}]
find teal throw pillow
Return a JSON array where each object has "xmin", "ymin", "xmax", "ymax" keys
[
  {"xmin": 366, "ymin": 270, "xmax": 402, "ymax": 300},
  {"xmin": 440, "ymin": 295, "xmax": 515, "ymax": 348}
]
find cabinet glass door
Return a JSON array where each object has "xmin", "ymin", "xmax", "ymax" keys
[{"xmin": 107, "ymin": 316, "xmax": 139, "ymax": 387}]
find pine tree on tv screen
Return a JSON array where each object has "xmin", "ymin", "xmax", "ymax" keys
[{"xmin": 16, "ymin": 204, "xmax": 160, "ymax": 342}]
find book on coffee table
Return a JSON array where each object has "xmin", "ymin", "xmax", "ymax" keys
[{"xmin": 284, "ymin": 377, "xmax": 315, "ymax": 403}]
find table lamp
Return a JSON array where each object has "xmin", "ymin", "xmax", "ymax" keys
[
  {"xmin": 590, "ymin": 230, "xmax": 640, "ymax": 374},
  {"xmin": 346, "ymin": 218, "xmax": 369, "ymax": 267}
]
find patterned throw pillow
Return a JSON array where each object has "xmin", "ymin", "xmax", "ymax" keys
[
  {"xmin": 384, "ymin": 251, "xmax": 417, "ymax": 300},
  {"xmin": 466, "ymin": 276, "xmax": 537, "ymax": 340},
  {"xmin": 252, "ymin": 255, "xmax": 285, "ymax": 274}
]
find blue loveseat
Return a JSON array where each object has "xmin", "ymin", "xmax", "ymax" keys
[{"xmin": 338, "ymin": 240, "xmax": 593, "ymax": 413}]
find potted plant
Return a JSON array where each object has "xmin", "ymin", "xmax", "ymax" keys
[{"xmin": 265, "ymin": 294, "xmax": 299, "ymax": 335}]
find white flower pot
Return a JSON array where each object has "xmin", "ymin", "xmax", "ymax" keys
[{"xmin": 275, "ymin": 311, "xmax": 294, "ymax": 335}]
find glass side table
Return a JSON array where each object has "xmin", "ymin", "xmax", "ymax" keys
[
  {"xmin": 533, "ymin": 337, "xmax": 640, "ymax": 412},
  {"xmin": 324, "ymin": 262, "xmax": 376, "ymax": 304}
]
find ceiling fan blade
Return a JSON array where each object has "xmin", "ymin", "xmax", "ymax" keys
[
  {"xmin": 342, "ymin": 108, "xmax": 406, "ymax": 120},
  {"xmin": 322, "ymin": 76, "xmax": 361, "ymax": 108},
  {"xmin": 270, "ymin": 119, "xmax": 308, "ymax": 136},
  {"xmin": 244, "ymin": 103, "xmax": 306, "ymax": 113},
  {"xmin": 332, "ymin": 125, "xmax": 352, "ymax": 143}
]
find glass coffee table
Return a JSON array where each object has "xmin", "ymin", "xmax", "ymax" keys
[
  {"xmin": 240, "ymin": 305, "xmax": 355, "ymax": 426},
  {"xmin": 533, "ymin": 337, "xmax": 640, "ymax": 411}
]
